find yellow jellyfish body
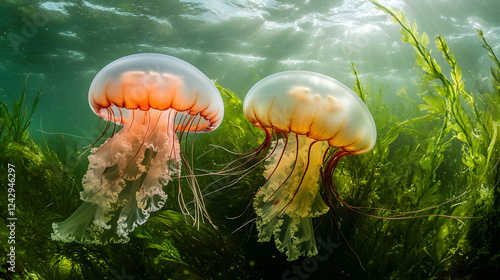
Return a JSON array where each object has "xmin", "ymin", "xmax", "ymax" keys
[
  {"xmin": 243, "ymin": 71, "xmax": 376, "ymax": 260},
  {"xmin": 52, "ymin": 53, "xmax": 223, "ymax": 244}
]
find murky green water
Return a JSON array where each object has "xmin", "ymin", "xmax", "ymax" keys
[{"xmin": 1, "ymin": 0, "xmax": 498, "ymax": 133}]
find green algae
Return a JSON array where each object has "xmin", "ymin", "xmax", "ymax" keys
[{"xmin": 0, "ymin": 77, "xmax": 39, "ymax": 146}]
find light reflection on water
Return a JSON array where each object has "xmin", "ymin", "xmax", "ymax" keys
[{"xmin": 0, "ymin": 0, "xmax": 499, "ymax": 134}]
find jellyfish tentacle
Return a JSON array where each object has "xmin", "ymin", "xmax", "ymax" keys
[
  {"xmin": 320, "ymin": 148, "xmax": 372, "ymax": 270},
  {"xmin": 177, "ymin": 112, "xmax": 214, "ymax": 227},
  {"xmin": 322, "ymin": 149, "xmax": 360, "ymax": 216},
  {"xmin": 260, "ymin": 129, "xmax": 290, "ymax": 191},
  {"xmin": 187, "ymin": 115, "xmax": 218, "ymax": 228},
  {"xmin": 214, "ymin": 125, "xmax": 274, "ymax": 175},
  {"xmin": 279, "ymin": 138, "xmax": 319, "ymax": 217},
  {"xmin": 77, "ymin": 108, "xmax": 114, "ymax": 161},
  {"xmin": 254, "ymin": 134, "xmax": 330, "ymax": 260},
  {"xmin": 267, "ymin": 137, "xmax": 321, "ymax": 224},
  {"xmin": 320, "ymin": 149, "xmax": 363, "ymax": 228},
  {"xmin": 258, "ymin": 133, "xmax": 306, "ymax": 225},
  {"xmin": 168, "ymin": 110, "xmax": 191, "ymax": 220},
  {"xmin": 179, "ymin": 114, "xmax": 200, "ymax": 225},
  {"xmin": 254, "ymin": 132, "xmax": 299, "ymax": 221},
  {"xmin": 108, "ymin": 107, "xmax": 119, "ymax": 138},
  {"xmin": 322, "ymin": 148, "xmax": 474, "ymax": 223},
  {"xmin": 223, "ymin": 128, "xmax": 290, "ymax": 224},
  {"xmin": 53, "ymin": 109, "xmax": 178, "ymax": 244},
  {"xmin": 257, "ymin": 129, "xmax": 291, "ymax": 200},
  {"xmin": 174, "ymin": 112, "xmax": 198, "ymax": 223}
]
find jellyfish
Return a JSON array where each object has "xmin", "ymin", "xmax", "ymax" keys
[
  {"xmin": 52, "ymin": 53, "xmax": 223, "ymax": 244},
  {"xmin": 242, "ymin": 71, "xmax": 376, "ymax": 260}
]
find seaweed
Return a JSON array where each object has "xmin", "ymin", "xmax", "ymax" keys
[
  {"xmin": 319, "ymin": 1, "xmax": 500, "ymax": 279},
  {"xmin": 0, "ymin": 77, "xmax": 39, "ymax": 148},
  {"xmin": 477, "ymin": 29, "xmax": 500, "ymax": 96},
  {"xmin": 135, "ymin": 210, "xmax": 244, "ymax": 279}
]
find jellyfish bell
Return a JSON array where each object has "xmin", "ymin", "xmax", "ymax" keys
[
  {"xmin": 52, "ymin": 53, "xmax": 223, "ymax": 244},
  {"xmin": 242, "ymin": 71, "xmax": 376, "ymax": 260}
]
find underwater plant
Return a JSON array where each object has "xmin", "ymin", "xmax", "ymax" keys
[
  {"xmin": 135, "ymin": 209, "xmax": 245, "ymax": 279},
  {"xmin": 0, "ymin": 77, "xmax": 39, "ymax": 148},
  {"xmin": 52, "ymin": 53, "xmax": 224, "ymax": 244},
  {"xmin": 241, "ymin": 71, "xmax": 377, "ymax": 260},
  {"xmin": 320, "ymin": 2, "xmax": 500, "ymax": 278}
]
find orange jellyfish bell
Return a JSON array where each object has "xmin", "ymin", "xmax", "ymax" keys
[
  {"xmin": 52, "ymin": 53, "xmax": 223, "ymax": 244},
  {"xmin": 243, "ymin": 71, "xmax": 376, "ymax": 260}
]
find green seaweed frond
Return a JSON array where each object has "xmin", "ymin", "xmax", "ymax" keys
[
  {"xmin": 248, "ymin": 66, "xmax": 260, "ymax": 80},
  {"xmin": 0, "ymin": 77, "xmax": 40, "ymax": 145},
  {"xmin": 477, "ymin": 29, "xmax": 500, "ymax": 94},
  {"xmin": 351, "ymin": 62, "xmax": 367, "ymax": 102},
  {"xmin": 477, "ymin": 29, "xmax": 500, "ymax": 69}
]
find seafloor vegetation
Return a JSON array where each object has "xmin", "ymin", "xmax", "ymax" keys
[{"xmin": 1, "ymin": 2, "xmax": 500, "ymax": 279}]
